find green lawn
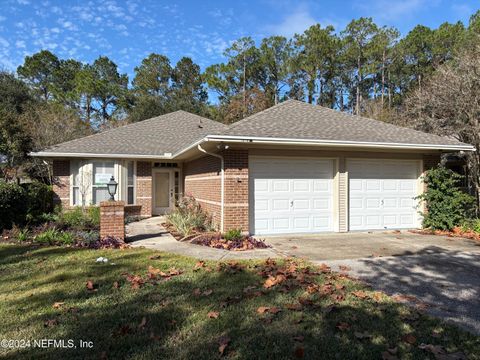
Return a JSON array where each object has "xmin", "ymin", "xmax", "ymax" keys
[{"xmin": 0, "ymin": 244, "xmax": 478, "ymax": 359}]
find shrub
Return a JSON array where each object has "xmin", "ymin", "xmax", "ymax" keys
[
  {"xmin": 35, "ymin": 228, "xmax": 60, "ymax": 245},
  {"xmin": 57, "ymin": 207, "xmax": 99, "ymax": 231},
  {"xmin": 0, "ymin": 181, "xmax": 55, "ymax": 230},
  {"xmin": 0, "ymin": 182, "xmax": 27, "ymax": 230},
  {"xmin": 224, "ymin": 228, "xmax": 242, "ymax": 241},
  {"xmin": 22, "ymin": 182, "xmax": 54, "ymax": 224},
  {"xmin": 75, "ymin": 230, "xmax": 100, "ymax": 246},
  {"xmin": 17, "ymin": 228, "xmax": 30, "ymax": 242},
  {"xmin": 34, "ymin": 228, "xmax": 75, "ymax": 245},
  {"xmin": 417, "ymin": 167, "xmax": 476, "ymax": 230},
  {"xmin": 166, "ymin": 196, "xmax": 211, "ymax": 236}
]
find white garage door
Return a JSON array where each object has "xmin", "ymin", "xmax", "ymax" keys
[
  {"xmin": 250, "ymin": 157, "xmax": 334, "ymax": 235},
  {"xmin": 348, "ymin": 159, "xmax": 421, "ymax": 231}
]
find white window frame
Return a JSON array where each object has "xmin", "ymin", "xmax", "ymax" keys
[{"xmin": 125, "ymin": 160, "xmax": 136, "ymax": 205}]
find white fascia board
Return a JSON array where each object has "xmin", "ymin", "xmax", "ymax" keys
[
  {"xmin": 203, "ymin": 135, "xmax": 476, "ymax": 152},
  {"xmin": 29, "ymin": 152, "xmax": 173, "ymax": 160}
]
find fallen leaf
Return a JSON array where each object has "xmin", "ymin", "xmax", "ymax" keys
[
  {"xmin": 318, "ymin": 263, "xmax": 331, "ymax": 273},
  {"xmin": 392, "ymin": 294, "xmax": 418, "ymax": 303},
  {"xmin": 336, "ymin": 322, "xmax": 351, "ymax": 331},
  {"xmin": 193, "ymin": 288, "xmax": 201, "ymax": 296},
  {"xmin": 138, "ymin": 316, "xmax": 147, "ymax": 330},
  {"xmin": 293, "ymin": 335, "xmax": 304, "ymax": 342},
  {"xmin": 86, "ymin": 280, "xmax": 96, "ymax": 291},
  {"xmin": 257, "ymin": 306, "xmax": 270, "ymax": 314},
  {"xmin": 150, "ymin": 332, "xmax": 161, "ymax": 341},
  {"xmin": 149, "ymin": 255, "xmax": 161, "ymax": 260},
  {"xmin": 208, "ymin": 311, "xmax": 220, "ymax": 319},
  {"xmin": 218, "ymin": 335, "xmax": 230, "ymax": 356},
  {"xmin": 294, "ymin": 346, "xmax": 305, "ymax": 358},
  {"xmin": 351, "ymin": 290, "xmax": 369, "ymax": 299},
  {"xmin": 339, "ymin": 265, "xmax": 351, "ymax": 271},
  {"xmin": 285, "ymin": 303, "xmax": 303, "ymax": 311},
  {"xmin": 113, "ymin": 281, "xmax": 120, "ymax": 289},
  {"xmin": 402, "ymin": 333, "xmax": 417, "ymax": 345},
  {"xmin": 203, "ymin": 289, "xmax": 213, "ymax": 296},
  {"xmin": 44, "ymin": 319, "xmax": 58, "ymax": 327},
  {"xmin": 269, "ymin": 306, "xmax": 282, "ymax": 314},
  {"xmin": 263, "ymin": 274, "xmax": 287, "ymax": 288},
  {"xmin": 52, "ymin": 302, "xmax": 65, "ymax": 309}
]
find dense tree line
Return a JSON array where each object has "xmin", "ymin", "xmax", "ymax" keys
[{"xmin": 1, "ymin": 11, "xmax": 480, "ymax": 193}]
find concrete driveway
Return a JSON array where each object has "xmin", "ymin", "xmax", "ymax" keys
[{"xmin": 265, "ymin": 231, "xmax": 480, "ymax": 334}]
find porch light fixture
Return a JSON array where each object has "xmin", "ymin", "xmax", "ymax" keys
[{"xmin": 107, "ymin": 176, "xmax": 118, "ymax": 201}]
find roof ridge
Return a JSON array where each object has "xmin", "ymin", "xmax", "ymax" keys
[
  {"xmin": 43, "ymin": 110, "xmax": 223, "ymax": 151},
  {"xmin": 225, "ymin": 99, "xmax": 293, "ymax": 132}
]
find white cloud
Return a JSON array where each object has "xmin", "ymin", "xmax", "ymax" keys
[
  {"xmin": 353, "ymin": 0, "xmax": 435, "ymax": 21},
  {"xmin": 17, "ymin": 0, "xmax": 30, "ymax": 5},
  {"xmin": 264, "ymin": 5, "xmax": 317, "ymax": 37},
  {"xmin": 58, "ymin": 19, "xmax": 78, "ymax": 31},
  {"xmin": 15, "ymin": 40, "xmax": 26, "ymax": 48},
  {"xmin": 0, "ymin": 16, "xmax": 6, "ymax": 22},
  {"xmin": 0, "ymin": 36, "xmax": 10, "ymax": 48}
]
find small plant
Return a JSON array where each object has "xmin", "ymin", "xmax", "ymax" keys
[
  {"xmin": 35, "ymin": 228, "xmax": 61, "ymax": 245},
  {"xmin": 75, "ymin": 230, "xmax": 100, "ymax": 246},
  {"xmin": 57, "ymin": 231, "xmax": 75, "ymax": 245},
  {"xmin": 57, "ymin": 207, "xmax": 99, "ymax": 231},
  {"xmin": 17, "ymin": 228, "xmax": 30, "ymax": 242},
  {"xmin": 166, "ymin": 196, "xmax": 211, "ymax": 237},
  {"xmin": 87, "ymin": 206, "xmax": 100, "ymax": 227},
  {"xmin": 224, "ymin": 228, "xmax": 242, "ymax": 241},
  {"xmin": 417, "ymin": 167, "xmax": 476, "ymax": 230}
]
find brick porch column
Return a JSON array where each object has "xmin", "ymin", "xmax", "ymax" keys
[{"xmin": 100, "ymin": 201, "xmax": 125, "ymax": 241}]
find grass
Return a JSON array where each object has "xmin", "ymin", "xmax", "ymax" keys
[{"xmin": 0, "ymin": 244, "xmax": 478, "ymax": 359}]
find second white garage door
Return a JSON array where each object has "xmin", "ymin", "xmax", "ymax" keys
[
  {"xmin": 348, "ymin": 159, "xmax": 421, "ymax": 231},
  {"xmin": 250, "ymin": 157, "xmax": 334, "ymax": 235}
]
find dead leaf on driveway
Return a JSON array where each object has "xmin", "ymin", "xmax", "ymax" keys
[{"xmin": 339, "ymin": 265, "xmax": 351, "ymax": 271}]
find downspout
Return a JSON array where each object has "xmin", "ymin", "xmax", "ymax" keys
[{"xmin": 197, "ymin": 144, "xmax": 224, "ymax": 232}]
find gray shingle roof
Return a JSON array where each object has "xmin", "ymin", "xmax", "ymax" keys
[
  {"xmin": 222, "ymin": 100, "xmax": 467, "ymax": 147},
  {"xmin": 38, "ymin": 111, "xmax": 228, "ymax": 157}
]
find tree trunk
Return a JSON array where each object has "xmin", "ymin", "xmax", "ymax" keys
[
  {"xmin": 381, "ymin": 49, "xmax": 386, "ymax": 106},
  {"xmin": 356, "ymin": 55, "xmax": 361, "ymax": 115}
]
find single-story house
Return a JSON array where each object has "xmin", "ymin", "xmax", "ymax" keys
[{"xmin": 32, "ymin": 100, "xmax": 474, "ymax": 235}]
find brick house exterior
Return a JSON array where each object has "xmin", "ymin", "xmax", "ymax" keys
[{"xmin": 41, "ymin": 101, "xmax": 473, "ymax": 235}]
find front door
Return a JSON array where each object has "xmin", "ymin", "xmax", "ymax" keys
[{"xmin": 153, "ymin": 170, "xmax": 173, "ymax": 215}]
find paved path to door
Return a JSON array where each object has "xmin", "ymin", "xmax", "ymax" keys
[{"xmin": 127, "ymin": 218, "xmax": 480, "ymax": 334}]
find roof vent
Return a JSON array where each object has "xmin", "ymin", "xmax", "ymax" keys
[{"xmin": 198, "ymin": 119, "xmax": 203, "ymax": 128}]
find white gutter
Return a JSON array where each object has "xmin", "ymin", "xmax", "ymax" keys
[
  {"xmin": 204, "ymin": 135, "xmax": 476, "ymax": 152},
  {"xmin": 30, "ymin": 152, "xmax": 173, "ymax": 159},
  {"xmin": 197, "ymin": 144, "xmax": 224, "ymax": 233}
]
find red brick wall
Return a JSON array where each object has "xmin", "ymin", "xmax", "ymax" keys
[
  {"xmin": 136, "ymin": 161, "xmax": 152, "ymax": 216},
  {"xmin": 52, "ymin": 160, "xmax": 70, "ymax": 209},
  {"xmin": 100, "ymin": 201, "xmax": 125, "ymax": 240},
  {"xmin": 223, "ymin": 149, "xmax": 249, "ymax": 232},
  {"xmin": 184, "ymin": 155, "xmax": 222, "ymax": 228}
]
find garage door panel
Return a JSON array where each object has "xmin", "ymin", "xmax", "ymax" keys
[
  {"xmin": 251, "ymin": 157, "xmax": 334, "ymax": 235},
  {"xmin": 348, "ymin": 159, "xmax": 420, "ymax": 231}
]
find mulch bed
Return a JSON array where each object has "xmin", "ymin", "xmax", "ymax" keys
[
  {"xmin": 410, "ymin": 227, "xmax": 480, "ymax": 242},
  {"xmin": 162, "ymin": 223, "xmax": 271, "ymax": 251}
]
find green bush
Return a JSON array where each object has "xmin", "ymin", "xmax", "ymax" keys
[
  {"xmin": 166, "ymin": 196, "xmax": 211, "ymax": 236},
  {"xmin": 0, "ymin": 181, "xmax": 27, "ymax": 230},
  {"xmin": 224, "ymin": 228, "xmax": 242, "ymax": 241},
  {"xmin": 417, "ymin": 167, "xmax": 476, "ymax": 230},
  {"xmin": 0, "ymin": 181, "xmax": 55, "ymax": 230},
  {"xmin": 58, "ymin": 207, "xmax": 99, "ymax": 231},
  {"xmin": 34, "ymin": 228, "xmax": 74, "ymax": 245},
  {"xmin": 22, "ymin": 182, "xmax": 54, "ymax": 224}
]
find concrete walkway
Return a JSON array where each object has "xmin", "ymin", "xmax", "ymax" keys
[{"xmin": 126, "ymin": 217, "xmax": 281, "ymax": 260}]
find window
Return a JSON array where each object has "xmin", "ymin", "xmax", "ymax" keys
[
  {"xmin": 127, "ymin": 161, "xmax": 135, "ymax": 204},
  {"xmin": 92, "ymin": 161, "xmax": 115, "ymax": 205},
  {"xmin": 72, "ymin": 161, "xmax": 80, "ymax": 206}
]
